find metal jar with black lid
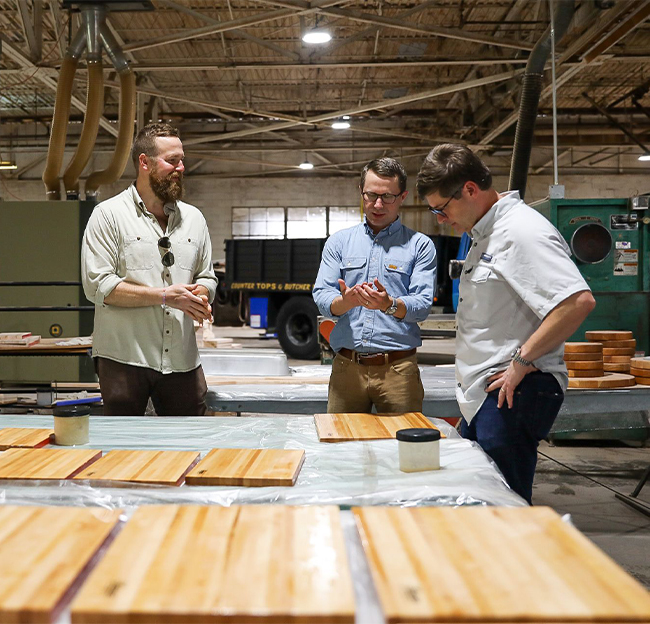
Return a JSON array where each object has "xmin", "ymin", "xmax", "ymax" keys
[{"xmin": 396, "ymin": 427, "xmax": 441, "ymax": 473}]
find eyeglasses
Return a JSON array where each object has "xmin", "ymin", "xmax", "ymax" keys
[
  {"xmin": 158, "ymin": 236, "xmax": 175, "ymax": 268},
  {"xmin": 361, "ymin": 191, "xmax": 402, "ymax": 205},
  {"xmin": 428, "ymin": 182, "xmax": 465, "ymax": 217}
]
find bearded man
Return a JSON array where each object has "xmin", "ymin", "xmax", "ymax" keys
[{"xmin": 82, "ymin": 123, "xmax": 217, "ymax": 415}]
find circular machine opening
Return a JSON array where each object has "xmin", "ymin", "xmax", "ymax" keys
[{"xmin": 570, "ymin": 223, "xmax": 612, "ymax": 264}]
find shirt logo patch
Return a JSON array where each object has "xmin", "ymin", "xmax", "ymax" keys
[
  {"xmin": 388, "ymin": 264, "xmax": 397, "ymax": 269},
  {"xmin": 480, "ymin": 253, "xmax": 493, "ymax": 263}
]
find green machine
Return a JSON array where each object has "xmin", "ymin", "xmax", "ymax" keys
[
  {"xmin": 536, "ymin": 197, "xmax": 650, "ymax": 354},
  {"xmin": 0, "ymin": 200, "xmax": 96, "ymax": 384}
]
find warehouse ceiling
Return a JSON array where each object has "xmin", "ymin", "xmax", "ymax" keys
[{"xmin": 2, "ymin": 0, "xmax": 650, "ymax": 180}]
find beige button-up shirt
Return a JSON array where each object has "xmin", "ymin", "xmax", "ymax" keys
[
  {"xmin": 456, "ymin": 191, "xmax": 590, "ymax": 421},
  {"xmin": 82, "ymin": 185, "xmax": 217, "ymax": 373}
]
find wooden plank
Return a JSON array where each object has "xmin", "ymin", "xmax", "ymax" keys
[
  {"xmin": 353, "ymin": 506, "xmax": 650, "ymax": 623},
  {"xmin": 564, "ymin": 342, "xmax": 602, "ymax": 353},
  {"xmin": 73, "ymin": 450, "xmax": 201, "ymax": 486},
  {"xmin": 0, "ymin": 448, "xmax": 102, "ymax": 480},
  {"xmin": 71, "ymin": 505, "xmax": 355, "ymax": 623},
  {"xmin": 0, "ymin": 506, "xmax": 121, "ymax": 624},
  {"xmin": 314, "ymin": 412, "xmax": 445, "ymax": 442},
  {"xmin": 568, "ymin": 373, "xmax": 636, "ymax": 389},
  {"xmin": 585, "ymin": 330, "xmax": 634, "ymax": 341},
  {"xmin": 0, "ymin": 428, "xmax": 53, "ymax": 450},
  {"xmin": 185, "ymin": 448, "xmax": 305, "ymax": 486}
]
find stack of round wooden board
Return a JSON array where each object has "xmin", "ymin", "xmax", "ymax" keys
[
  {"xmin": 630, "ymin": 357, "xmax": 650, "ymax": 386},
  {"xmin": 585, "ymin": 330, "xmax": 635, "ymax": 373},
  {"xmin": 563, "ymin": 342, "xmax": 603, "ymax": 378}
]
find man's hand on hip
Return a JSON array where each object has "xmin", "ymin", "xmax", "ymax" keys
[
  {"xmin": 166, "ymin": 284, "xmax": 212, "ymax": 322},
  {"xmin": 486, "ymin": 361, "xmax": 536, "ymax": 409}
]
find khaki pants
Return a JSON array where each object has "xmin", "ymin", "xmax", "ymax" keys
[{"xmin": 327, "ymin": 352, "xmax": 424, "ymax": 413}]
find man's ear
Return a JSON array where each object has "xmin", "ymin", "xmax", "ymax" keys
[
  {"xmin": 401, "ymin": 190, "xmax": 409, "ymax": 201},
  {"xmin": 139, "ymin": 153, "xmax": 149, "ymax": 171},
  {"xmin": 465, "ymin": 180, "xmax": 480, "ymax": 196}
]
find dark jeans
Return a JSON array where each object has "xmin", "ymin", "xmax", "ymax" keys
[
  {"xmin": 461, "ymin": 371, "xmax": 564, "ymax": 504},
  {"xmin": 96, "ymin": 357, "xmax": 208, "ymax": 416}
]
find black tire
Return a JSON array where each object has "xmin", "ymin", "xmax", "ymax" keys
[{"xmin": 276, "ymin": 296, "xmax": 320, "ymax": 360}]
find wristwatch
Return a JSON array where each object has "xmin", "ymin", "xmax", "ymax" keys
[
  {"xmin": 383, "ymin": 296, "xmax": 398, "ymax": 316},
  {"xmin": 512, "ymin": 347, "xmax": 533, "ymax": 367}
]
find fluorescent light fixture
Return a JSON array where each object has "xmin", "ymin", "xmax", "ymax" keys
[
  {"xmin": 302, "ymin": 28, "xmax": 332, "ymax": 44},
  {"xmin": 0, "ymin": 161, "xmax": 17, "ymax": 170},
  {"xmin": 638, "ymin": 153, "xmax": 650, "ymax": 162},
  {"xmin": 299, "ymin": 160, "xmax": 314, "ymax": 170},
  {"xmin": 331, "ymin": 120, "xmax": 350, "ymax": 130}
]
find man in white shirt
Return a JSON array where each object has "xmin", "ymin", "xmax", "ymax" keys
[
  {"xmin": 416, "ymin": 144, "xmax": 595, "ymax": 503},
  {"xmin": 82, "ymin": 123, "xmax": 217, "ymax": 415}
]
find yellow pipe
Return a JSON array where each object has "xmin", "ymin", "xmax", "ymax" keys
[
  {"xmin": 62, "ymin": 60, "xmax": 104, "ymax": 197},
  {"xmin": 42, "ymin": 56, "xmax": 78, "ymax": 200},
  {"xmin": 85, "ymin": 69, "xmax": 136, "ymax": 197}
]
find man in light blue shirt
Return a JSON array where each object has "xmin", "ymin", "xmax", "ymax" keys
[{"xmin": 313, "ymin": 158, "xmax": 436, "ymax": 413}]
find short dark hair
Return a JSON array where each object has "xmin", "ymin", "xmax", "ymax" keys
[
  {"xmin": 360, "ymin": 157, "xmax": 407, "ymax": 193},
  {"xmin": 132, "ymin": 122, "xmax": 181, "ymax": 170},
  {"xmin": 416, "ymin": 144, "xmax": 492, "ymax": 200}
]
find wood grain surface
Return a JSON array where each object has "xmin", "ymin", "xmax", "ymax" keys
[
  {"xmin": 315, "ymin": 412, "xmax": 444, "ymax": 442},
  {"xmin": 567, "ymin": 369, "xmax": 604, "ymax": 378},
  {"xmin": 585, "ymin": 330, "xmax": 634, "ymax": 341},
  {"xmin": 630, "ymin": 366, "xmax": 650, "ymax": 378},
  {"xmin": 0, "ymin": 337, "xmax": 90, "ymax": 355},
  {"xmin": 353, "ymin": 505, "xmax": 650, "ymax": 623},
  {"xmin": 564, "ymin": 360, "xmax": 604, "ymax": 370},
  {"xmin": 0, "ymin": 448, "xmax": 102, "ymax": 480},
  {"xmin": 603, "ymin": 355, "xmax": 632, "ymax": 363},
  {"xmin": 185, "ymin": 448, "xmax": 306, "ymax": 486},
  {"xmin": 597, "ymin": 339, "xmax": 636, "ymax": 348},
  {"xmin": 563, "ymin": 352, "xmax": 602, "ymax": 361},
  {"xmin": 603, "ymin": 363, "xmax": 631, "ymax": 373},
  {"xmin": 73, "ymin": 450, "xmax": 200, "ymax": 486},
  {"xmin": 0, "ymin": 506, "xmax": 121, "ymax": 624},
  {"xmin": 0, "ymin": 428, "xmax": 53, "ymax": 450},
  {"xmin": 564, "ymin": 342, "xmax": 602, "ymax": 353},
  {"xmin": 631, "ymin": 357, "xmax": 650, "ymax": 370},
  {"xmin": 602, "ymin": 347, "xmax": 637, "ymax": 356},
  {"xmin": 568, "ymin": 373, "xmax": 636, "ymax": 389},
  {"xmin": 70, "ymin": 505, "xmax": 355, "ymax": 623}
]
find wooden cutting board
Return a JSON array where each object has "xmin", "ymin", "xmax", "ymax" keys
[
  {"xmin": 0, "ymin": 505, "xmax": 121, "ymax": 624},
  {"xmin": 630, "ymin": 366, "xmax": 650, "ymax": 378},
  {"xmin": 185, "ymin": 447, "xmax": 305, "ymax": 486},
  {"xmin": 0, "ymin": 447, "xmax": 102, "ymax": 480},
  {"xmin": 0, "ymin": 427, "xmax": 53, "ymax": 450},
  {"xmin": 563, "ymin": 352, "xmax": 602, "ymax": 361},
  {"xmin": 631, "ymin": 357, "xmax": 650, "ymax": 370},
  {"xmin": 70, "ymin": 505, "xmax": 355, "ymax": 623},
  {"xmin": 564, "ymin": 342, "xmax": 602, "ymax": 353},
  {"xmin": 72, "ymin": 450, "xmax": 200, "ymax": 486},
  {"xmin": 603, "ymin": 347, "xmax": 636, "ymax": 356},
  {"xmin": 568, "ymin": 372, "xmax": 636, "ymax": 389},
  {"xmin": 353, "ymin": 505, "xmax": 650, "ymax": 623},
  {"xmin": 567, "ymin": 369, "xmax": 604, "ymax": 378},
  {"xmin": 315, "ymin": 412, "xmax": 444, "ymax": 442},
  {"xmin": 564, "ymin": 360, "xmax": 603, "ymax": 370},
  {"xmin": 586, "ymin": 330, "xmax": 634, "ymax": 341}
]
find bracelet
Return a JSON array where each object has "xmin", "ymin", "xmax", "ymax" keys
[{"xmin": 162, "ymin": 288, "xmax": 166, "ymax": 307}]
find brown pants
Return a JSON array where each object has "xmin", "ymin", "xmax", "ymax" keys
[
  {"xmin": 96, "ymin": 357, "xmax": 207, "ymax": 416},
  {"xmin": 327, "ymin": 353, "xmax": 424, "ymax": 413}
]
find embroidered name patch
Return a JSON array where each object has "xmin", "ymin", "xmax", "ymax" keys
[{"xmin": 388, "ymin": 264, "xmax": 397, "ymax": 269}]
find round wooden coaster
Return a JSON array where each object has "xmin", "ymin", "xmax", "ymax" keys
[
  {"xmin": 564, "ymin": 342, "xmax": 603, "ymax": 353},
  {"xmin": 603, "ymin": 363, "xmax": 631, "ymax": 373},
  {"xmin": 602, "ymin": 347, "xmax": 636, "ymax": 356},
  {"xmin": 633, "ymin": 377, "xmax": 650, "ymax": 386},
  {"xmin": 565, "ymin": 360, "xmax": 605, "ymax": 370},
  {"xmin": 564, "ymin": 352, "xmax": 603, "ymax": 361},
  {"xmin": 568, "ymin": 369, "xmax": 604, "ymax": 377},
  {"xmin": 631, "ymin": 357, "xmax": 650, "ymax": 370},
  {"xmin": 603, "ymin": 355, "xmax": 632, "ymax": 363},
  {"xmin": 568, "ymin": 373, "xmax": 635, "ymax": 389},
  {"xmin": 599, "ymin": 339, "xmax": 636, "ymax": 349},
  {"xmin": 585, "ymin": 330, "xmax": 633, "ymax": 341},
  {"xmin": 630, "ymin": 366, "xmax": 650, "ymax": 378}
]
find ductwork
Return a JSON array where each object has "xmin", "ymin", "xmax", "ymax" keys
[
  {"xmin": 42, "ymin": 3, "xmax": 136, "ymax": 201},
  {"xmin": 508, "ymin": 0, "xmax": 575, "ymax": 199}
]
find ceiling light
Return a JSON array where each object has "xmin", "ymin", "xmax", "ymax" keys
[
  {"xmin": 299, "ymin": 160, "xmax": 314, "ymax": 170},
  {"xmin": 331, "ymin": 120, "xmax": 350, "ymax": 130},
  {"xmin": 342, "ymin": 115, "xmax": 350, "ymax": 120},
  {"xmin": 302, "ymin": 28, "xmax": 332, "ymax": 44},
  {"xmin": 638, "ymin": 153, "xmax": 650, "ymax": 162},
  {"xmin": 0, "ymin": 161, "xmax": 17, "ymax": 170}
]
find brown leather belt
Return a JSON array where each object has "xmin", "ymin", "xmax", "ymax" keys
[{"xmin": 338, "ymin": 347, "xmax": 417, "ymax": 366}]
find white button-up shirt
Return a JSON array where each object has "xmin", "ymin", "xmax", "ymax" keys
[
  {"xmin": 82, "ymin": 185, "xmax": 217, "ymax": 373},
  {"xmin": 456, "ymin": 191, "xmax": 590, "ymax": 421}
]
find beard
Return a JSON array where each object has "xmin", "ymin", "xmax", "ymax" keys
[{"xmin": 149, "ymin": 166, "xmax": 184, "ymax": 203}]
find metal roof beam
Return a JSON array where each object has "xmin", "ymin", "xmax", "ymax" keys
[{"xmin": 16, "ymin": 0, "xmax": 41, "ymax": 62}]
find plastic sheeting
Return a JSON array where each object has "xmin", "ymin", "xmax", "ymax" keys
[{"xmin": 0, "ymin": 414, "xmax": 525, "ymax": 508}]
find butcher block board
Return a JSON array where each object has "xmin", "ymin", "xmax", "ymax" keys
[
  {"xmin": 564, "ymin": 342, "xmax": 602, "ymax": 353},
  {"xmin": 73, "ymin": 450, "xmax": 200, "ymax": 486},
  {"xmin": 568, "ymin": 372, "xmax": 636, "ymax": 389},
  {"xmin": 0, "ymin": 427, "xmax": 53, "ymax": 450},
  {"xmin": 353, "ymin": 505, "xmax": 650, "ymax": 623},
  {"xmin": 0, "ymin": 447, "xmax": 102, "ymax": 480},
  {"xmin": 0, "ymin": 505, "xmax": 121, "ymax": 624},
  {"xmin": 630, "ymin": 366, "xmax": 650, "ymax": 378},
  {"xmin": 563, "ymin": 352, "xmax": 602, "ymax": 361},
  {"xmin": 315, "ymin": 412, "xmax": 444, "ymax": 442},
  {"xmin": 567, "ymin": 369, "xmax": 604, "ymax": 378},
  {"xmin": 586, "ymin": 330, "xmax": 633, "ymax": 341},
  {"xmin": 185, "ymin": 447, "xmax": 305, "ymax": 486},
  {"xmin": 70, "ymin": 504, "xmax": 355, "ymax": 623},
  {"xmin": 631, "ymin": 357, "xmax": 650, "ymax": 370}
]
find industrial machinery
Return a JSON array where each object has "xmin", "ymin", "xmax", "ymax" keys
[{"xmin": 536, "ymin": 196, "xmax": 649, "ymax": 354}]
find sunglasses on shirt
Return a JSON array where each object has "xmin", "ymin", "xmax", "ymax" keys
[{"xmin": 158, "ymin": 236, "xmax": 175, "ymax": 267}]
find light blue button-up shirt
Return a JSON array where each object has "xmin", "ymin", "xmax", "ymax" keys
[{"xmin": 313, "ymin": 218, "xmax": 436, "ymax": 353}]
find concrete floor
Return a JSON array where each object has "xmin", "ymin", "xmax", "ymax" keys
[{"xmin": 211, "ymin": 325, "xmax": 650, "ymax": 588}]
